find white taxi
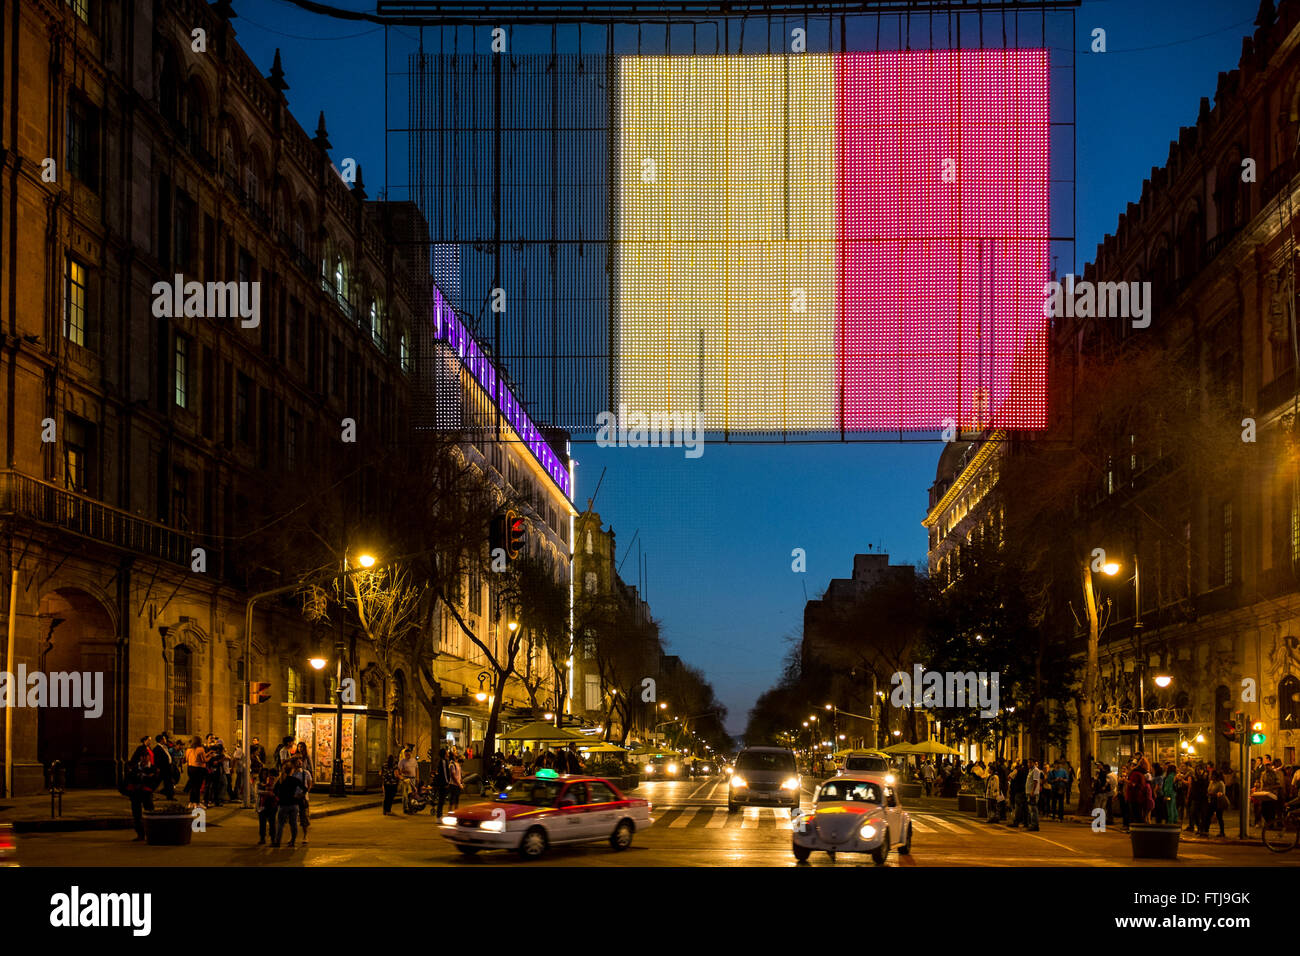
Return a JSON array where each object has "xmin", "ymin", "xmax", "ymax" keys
[
  {"xmin": 440, "ymin": 771, "xmax": 654, "ymax": 860},
  {"xmin": 792, "ymin": 773, "xmax": 912, "ymax": 865}
]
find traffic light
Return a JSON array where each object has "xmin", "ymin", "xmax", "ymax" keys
[
  {"xmin": 249, "ymin": 682, "xmax": 271, "ymax": 705},
  {"xmin": 506, "ymin": 509, "xmax": 526, "ymax": 559},
  {"xmin": 1251, "ymin": 721, "xmax": 1266, "ymax": 746},
  {"xmin": 1221, "ymin": 719, "xmax": 1239, "ymax": 743}
]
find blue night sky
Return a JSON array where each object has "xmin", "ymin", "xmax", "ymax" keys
[{"xmin": 236, "ymin": 0, "xmax": 1259, "ymax": 734}]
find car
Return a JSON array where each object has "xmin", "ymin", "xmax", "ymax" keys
[
  {"xmin": 837, "ymin": 749, "xmax": 898, "ymax": 782},
  {"xmin": 690, "ymin": 758, "xmax": 718, "ymax": 778},
  {"xmin": 642, "ymin": 753, "xmax": 687, "ymax": 780},
  {"xmin": 729, "ymin": 746, "xmax": 801, "ymax": 811},
  {"xmin": 439, "ymin": 771, "xmax": 653, "ymax": 860},
  {"xmin": 791, "ymin": 773, "xmax": 912, "ymax": 865},
  {"xmin": 0, "ymin": 823, "xmax": 14, "ymax": 867}
]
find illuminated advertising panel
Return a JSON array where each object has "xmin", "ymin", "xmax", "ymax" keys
[{"xmin": 616, "ymin": 50, "xmax": 1049, "ymax": 432}]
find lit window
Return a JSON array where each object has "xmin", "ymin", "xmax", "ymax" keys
[
  {"xmin": 399, "ymin": 331, "xmax": 410, "ymax": 372},
  {"xmin": 64, "ymin": 257, "xmax": 87, "ymax": 346},
  {"xmin": 69, "ymin": 0, "xmax": 90, "ymax": 24}
]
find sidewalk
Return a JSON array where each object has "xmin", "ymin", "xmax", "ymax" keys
[
  {"xmin": 0, "ymin": 789, "xmax": 383, "ymax": 833},
  {"xmin": 940, "ymin": 794, "xmax": 1267, "ymax": 847}
]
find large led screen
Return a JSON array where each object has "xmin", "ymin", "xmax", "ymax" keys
[{"xmin": 616, "ymin": 50, "xmax": 1049, "ymax": 432}]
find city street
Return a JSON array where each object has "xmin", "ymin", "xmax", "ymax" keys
[{"xmin": 11, "ymin": 779, "xmax": 1291, "ymax": 868}]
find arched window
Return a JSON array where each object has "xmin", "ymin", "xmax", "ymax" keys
[
  {"xmin": 334, "ymin": 257, "xmax": 350, "ymax": 304},
  {"xmin": 185, "ymin": 81, "xmax": 207, "ymax": 152},
  {"xmin": 172, "ymin": 645, "xmax": 192, "ymax": 735},
  {"xmin": 158, "ymin": 47, "xmax": 180, "ymax": 124},
  {"xmin": 1281, "ymin": 674, "xmax": 1300, "ymax": 730},
  {"xmin": 399, "ymin": 330, "xmax": 410, "ymax": 372},
  {"xmin": 371, "ymin": 299, "xmax": 388, "ymax": 351}
]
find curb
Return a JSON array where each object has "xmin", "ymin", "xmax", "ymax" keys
[
  {"xmin": 951, "ymin": 806, "xmax": 1267, "ymax": 847},
  {"xmin": 10, "ymin": 796, "xmax": 386, "ymax": 833}
]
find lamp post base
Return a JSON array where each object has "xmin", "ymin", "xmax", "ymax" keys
[{"xmin": 330, "ymin": 759, "xmax": 347, "ymax": 798}]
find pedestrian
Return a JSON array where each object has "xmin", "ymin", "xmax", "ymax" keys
[
  {"xmin": 1205, "ymin": 769, "xmax": 1227, "ymax": 837},
  {"xmin": 447, "ymin": 750, "xmax": 463, "ymax": 811},
  {"xmin": 292, "ymin": 756, "xmax": 313, "ymax": 843},
  {"xmin": 151, "ymin": 734, "xmax": 175, "ymax": 799},
  {"xmin": 275, "ymin": 736, "xmax": 294, "ymax": 770},
  {"xmin": 433, "ymin": 747, "xmax": 450, "ymax": 818},
  {"xmin": 1254, "ymin": 758, "xmax": 1284, "ymax": 829},
  {"xmin": 256, "ymin": 767, "xmax": 278, "ymax": 845},
  {"xmin": 397, "ymin": 746, "xmax": 419, "ymax": 804},
  {"xmin": 203, "ymin": 734, "xmax": 226, "ymax": 807},
  {"xmin": 1024, "ymin": 758, "xmax": 1043, "ymax": 831},
  {"xmin": 1124, "ymin": 760, "xmax": 1149, "ymax": 829},
  {"xmin": 985, "ymin": 764, "xmax": 1003, "ymax": 824},
  {"xmin": 920, "ymin": 759, "xmax": 936, "ymax": 796},
  {"xmin": 381, "ymin": 755, "xmax": 400, "ymax": 814},
  {"xmin": 272, "ymin": 765, "xmax": 306, "ymax": 848},
  {"xmin": 1152, "ymin": 764, "xmax": 1166, "ymax": 822},
  {"xmin": 230, "ymin": 734, "xmax": 245, "ymax": 805},
  {"xmin": 1187, "ymin": 764, "xmax": 1209, "ymax": 833},
  {"xmin": 185, "ymin": 734, "xmax": 207, "ymax": 808},
  {"xmin": 1008, "ymin": 760, "xmax": 1027, "ymax": 828},
  {"xmin": 294, "ymin": 741, "xmax": 313, "ymax": 776},
  {"xmin": 124, "ymin": 735, "xmax": 162, "ymax": 841},
  {"xmin": 1047, "ymin": 761, "xmax": 1067, "ymax": 821},
  {"xmin": 249, "ymin": 736, "xmax": 267, "ymax": 772}
]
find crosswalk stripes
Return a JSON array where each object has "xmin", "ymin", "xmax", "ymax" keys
[
  {"xmin": 650, "ymin": 806, "xmax": 994, "ymax": 835},
  {"xmin": 705, "ymin": 807, "xmax": 729, "ymax": 828},
  {"xmin": 742, "ymin": 807, "xmax": 762, "ymax": 828},
  {"xmin": 668, "ymin": 807, "xmax": 698, "ymax": 828}
]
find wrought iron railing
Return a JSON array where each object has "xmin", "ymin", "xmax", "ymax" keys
[{"xmin": 0, "ymin": 470, "xmax": 195, "ymax": 567}]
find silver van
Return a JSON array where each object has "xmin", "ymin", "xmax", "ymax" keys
[{"xmin": 728, "ymin": 746, "xmax": 800, "ymax": 812}]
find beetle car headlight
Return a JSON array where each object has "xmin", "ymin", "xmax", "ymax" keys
[
  {"xmin": 480, "ymin": 819, "xmax": 506, "ymax": 833},
  {"xmin": 667, "ymin": 763, "xmax": 678, "ymax": 774},
  {"xmin": 441, "ymin": 816, "xmax": 458, "ymax": 826},
  {"xmin": 781, "ymin": 777, "xmax": 799, "ymax": 791},
  {"xmin": 859, "ymin": 823, "xmax": 878, "ymax": 840},
  {"xmin": 884, "ymin": 773, "xmax": 896, "ymax": 785},
  {"xmin": 730, "ymin": 776, "xmax": 747, "ymax": 788}
]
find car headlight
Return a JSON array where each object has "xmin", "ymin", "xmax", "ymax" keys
[
  {"xmin": 480, "ymin": 819, "xmax": 506, "ymax": 833},
  {"xmin": 781, "ymin": 777, "xmax": 800, "ymax": 791},
  {"xmin": 859, "ymin": 823, "xmax": 878, "ymax": 840},
  {"xmin": 730, "ymin": 776, "xmax": 747, "ymax": 788},
  {"xmin": 884, "ymin": 773, "xmax": 896, "ymax": 785},
  {"xmin": 667, "ymin": 763, "xmax": 677, "ymax": 774},
  {"xmin": 441, "ymin": 816, "xmax": 458, "ymax": 826}
]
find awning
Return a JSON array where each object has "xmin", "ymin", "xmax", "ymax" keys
[{"xmin": 496, "ymin": 721, "xmax": 588, "ymax": 742}]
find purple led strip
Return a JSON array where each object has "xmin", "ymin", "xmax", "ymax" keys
[{"xmin": 432, "ymin": 286, "xmax": 572, "ymax": 500}]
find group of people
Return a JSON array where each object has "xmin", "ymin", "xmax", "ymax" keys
[
  {"xmin": 381, "ymin": 744, "xmax": 465, "ymax": 817},
  {"xmin": 917, "ymin": 757, "xmax": 977, "ymax": 798},
  {"xmin": 1087, "ymin": 751, "xmax": 1299, "ymax": 835},
  {"xmin": 978, "ymin": 757, "xmax": 1071, "ymax": 830},
  {"xmin": 256, "ymin": 743, "xmax": 315, "ymax": 848}
]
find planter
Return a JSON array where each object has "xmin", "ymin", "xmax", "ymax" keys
[
  {"xmin": 974, "ymin": 796, "xmax": 989, "ymax": 818},
  {"xmin": 143, "ymin": 811, "xmax": 193, "ymax": 846},
  {"xmin": 1129, "ymin": 823, "xmax": 1181, "ymax": 860},
  {"xmin": 957, "ymin": 793, "xmax": 977, "ymax": 813},
  {"xmin": 899, "ymin": 783, "xmax": 923, "ymax": 800}
]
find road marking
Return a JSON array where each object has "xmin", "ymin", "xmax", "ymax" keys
[
  {"xmin": 669, "ymin": 807, "xmax": 698, "ymax": 828},
  {"xmin": 915, "ymin": 815, "xmax": 967, "ymax": 834},
  {"xmin": 706, "ymin": 807, "xmax": 729, "ymax": 828},
  {"xmin": 775, "ymin": 808, "xmax": 793, "ymax": 831},
  {"xmin": 742, "ymin": 807, "xmax": 762, "ymax": 829}
]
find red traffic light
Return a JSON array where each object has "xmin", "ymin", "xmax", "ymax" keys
[
  {"xmin": 249, "ymin": 681, "xmax": 271, "ymax": 705},
  {"xmin": 507, "ymin": 510, "xmax": 526, "ymax": 559},
  {"xmin": 1221, "ymin": 719, "xmax": 1238, "ymax": 743}
]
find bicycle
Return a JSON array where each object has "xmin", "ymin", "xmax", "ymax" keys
[{"xmin": 1260, "ymin": 797, "xmax": 1300, "ymax": 852}]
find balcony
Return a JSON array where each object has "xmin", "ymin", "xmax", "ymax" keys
[
  {"xmin": 0, "ymin": 470, "xmax": 199, "ymax": 569},
  {"xmin": 1263, "ymin": 156, "xmax": 1296, "ymax": 207},
  {"xmin": 1202, "ymin": 224, "xmax": 1241, "ymax": 266}
]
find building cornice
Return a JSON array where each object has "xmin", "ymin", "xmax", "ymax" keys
[{"xmin": 922, "ymin": 430, "xmax": 1004, "ymax": 529}]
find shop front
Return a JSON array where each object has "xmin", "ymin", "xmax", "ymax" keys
[
  {"xmin": 1097, "ymin": 725, "xmax": 1193, "ymax": 771},
  {"xmin": 285, "ymin": 702, "xmax": 386, "ymax": 792}
]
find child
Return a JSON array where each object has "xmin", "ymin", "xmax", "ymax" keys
[{"xmin": 256, "ymin": 768, "xmax": 278, "ymax": 845}]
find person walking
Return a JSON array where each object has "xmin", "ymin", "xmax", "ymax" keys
[
  {"xmin": 275, "ymin": 736, "xmax": 294, "ymax": 770},
  {"xmin": 381, "ymin": 756, "xmax": 400, "ymax": 814},
  {"xmin": 256, "ymin": 767, "xmax": 279, "ymax": 845},
  {"xmin": 1124, "ymin": 760, "xmax": 1150, "ymax": 829},
  {"xmin": 1024, "ymin": 758, "xmax": 1043, "ymax": 831},
  {"xmin": 447, "ymin": 749, "xmax": 463, "ymax": 812},
  {"xmin": 185, "ymin": 735, "xmax": 207, "ymax": 809},
  {"xmin": 397, "ymin": 746, "xmax": 419, "ymax": 805},
  {"xmin": 1187, "ymin": 764, "xmax": 1209, "ymax": 833},
  {"xmin": 433, "ymin": 747, "xmax": 450, "ymax": 818},
  {"xmin": 1047, "ymin": 761, "xmax": 1067, "ymax": 821},
  {"xmin": 272, "ymin": 765, "xmax": 306, "ymax": 848},
  {"xmin": 230, "ymin": 735, "xmax": 245, "ymax": 807},
  {"xmin": 920, "ymin": 759, "xmax": 936, "ymax": 797},
  {"xmin": 1161, "ymin": 763, "xmax": 1178, "ymax": 823},
  {"xmin": 124, "ymin": 736, "xmax": 162, "ymax": 841}
]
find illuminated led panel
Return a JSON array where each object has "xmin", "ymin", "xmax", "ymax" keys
[
  {"xmin": 616, "ymin": 50, "xmax": 1048, "ymax": 433},
  {"xmin": 836, "ymin": 49, "xmax": 1049, "ymax": 430},
  {"xmin": 617, "ymin": 55, "xmax": 837, "ymax": 432}
]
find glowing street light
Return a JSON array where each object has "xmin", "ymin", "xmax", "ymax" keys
[{"xmin": 309, "ymin": 657, "xmax": 327, "ymax": 671}]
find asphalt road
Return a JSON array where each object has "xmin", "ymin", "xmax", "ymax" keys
[{"xmin": 10, "ymin": 778, "xmax": 1293, "ymax": 867}]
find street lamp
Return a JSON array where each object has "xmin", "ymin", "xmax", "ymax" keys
[
  {"xmin": 1102, "ymin": 555, "xmax": 1171, "ymax": 758},
  {"xmin": 475, "ymin": 672, "xmax": 490, "ymax": 704}
]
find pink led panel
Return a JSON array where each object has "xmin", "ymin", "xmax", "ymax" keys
[{"xmin": 835, "ymin": 50, "xmax": 1049, "ymax": 430}]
